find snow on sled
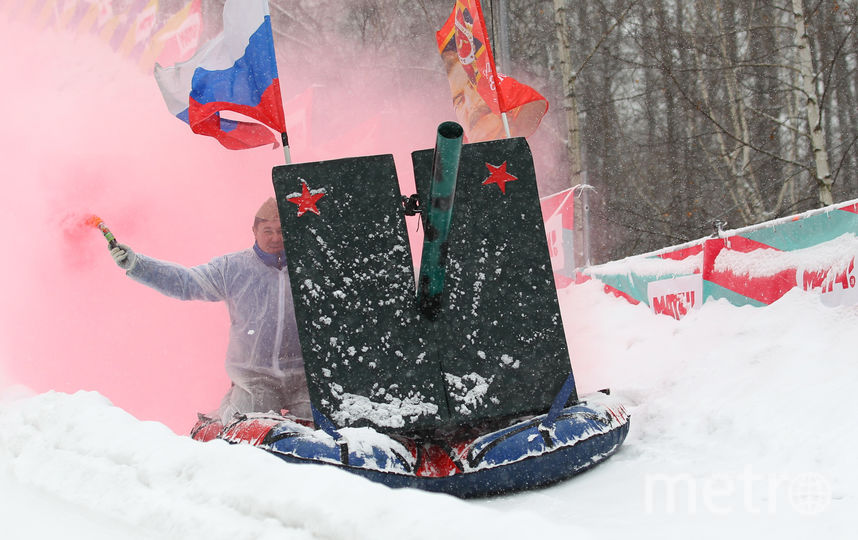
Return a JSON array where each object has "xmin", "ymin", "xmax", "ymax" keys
[
  {"xmin": 192, "ymin": 391, "xmax": 629, "ymax": 498},
  {"xmin": 192, "ymin": 123, "xmax": 630, "ymax": 497}
]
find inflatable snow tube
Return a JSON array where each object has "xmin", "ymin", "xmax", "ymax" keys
[{"xmin": 191, "ymin": 392, "xmax": 629, "ymax": 498}]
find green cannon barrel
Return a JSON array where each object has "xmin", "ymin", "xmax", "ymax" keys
[{"xmin": 417, "ymin": 121, "xmax": 464, "ymax": 319}]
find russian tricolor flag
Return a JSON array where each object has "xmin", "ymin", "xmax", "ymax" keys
[{"xmin": 154, "ymin": 0, "xmax": 286, "ymax": 150}]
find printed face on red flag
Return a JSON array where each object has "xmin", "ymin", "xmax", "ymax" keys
[
  {"xmin": 438, "ymin": 2, "xmax": 501, "ymax": 113},
  {"xmin": 437, "ymin": 2, "xmax": 501, "ymax": 142},
  {"xmin": 436, "ymin": 0, "xmax": 549, "ymax": 142}
]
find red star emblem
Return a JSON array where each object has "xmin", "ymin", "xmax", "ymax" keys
[
  {"xmin": 482, "ymin": 161, "xmax": 518, "ymax": 194},
  {"xmin": 287, "ymin": 181, "xmax": 326, "ymax": 217}
]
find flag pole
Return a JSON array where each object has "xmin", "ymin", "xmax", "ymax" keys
[
  {"xmin": 475, "ymin": 0, "xmax": 511, "ymax": 139},
  {"xmin": 281, "ymin": 131, "xmax": 292, "ymax": 164},
  {"xmin": 496, "ymin": 0, "xmax": 512, "ymax": 139}
]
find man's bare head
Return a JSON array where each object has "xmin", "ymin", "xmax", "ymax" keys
[{"xmin": 253, "ymin": 197, "xmax": 283, "ymax": 254}]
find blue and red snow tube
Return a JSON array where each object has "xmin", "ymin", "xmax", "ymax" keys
[{"xmin": 191, "ymin": 391, "xmax": 630, "ymax": 498}]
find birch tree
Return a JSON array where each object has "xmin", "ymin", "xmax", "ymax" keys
[{"xmin": 791, "ymin": 0, "xmax": 833, "ymax": 206}]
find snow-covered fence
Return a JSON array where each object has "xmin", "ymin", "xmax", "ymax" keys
[{"xmin": 575, "ymin": 199, "xmax": 858, "ymax": 319}]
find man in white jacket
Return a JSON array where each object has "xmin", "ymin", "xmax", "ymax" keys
[{"xmin": 110, "ymin": 198, "xmax": 311, "ymax": 424}]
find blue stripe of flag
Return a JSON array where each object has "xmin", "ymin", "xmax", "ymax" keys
[{"xmin": 188, "ymin": 16, "xmax": 278, "ymax": 108}]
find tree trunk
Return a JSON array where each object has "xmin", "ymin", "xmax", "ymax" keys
[
  {"xmin": 791, "ymin": 0, "xmax": 834, "ymax": 207},
  {"xmin": 552, "ymin": 0, "xmax": 589, "ymax": 266},
  {"xmin": 552, "ymin": 0, "xmax": 583, "ymax": 181}
]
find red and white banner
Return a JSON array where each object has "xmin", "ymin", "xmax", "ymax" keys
[
  {"xmin": 582, "ymin": 199, "xmax": 858, "ymax": 318},
  {"xmin": 540, "ymin": 187, "xmax": 576, "ymax": 288}
]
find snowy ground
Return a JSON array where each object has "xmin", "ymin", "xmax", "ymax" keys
[{"xmin": 2, "ymin": 280, "xmax": 854, "ymax": 539}]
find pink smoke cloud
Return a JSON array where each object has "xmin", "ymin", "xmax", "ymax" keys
[
  {"xmin": 0, "ymin": 8, "xmax": 566, "ymax": 433},
  {"xmin": 0, "ymin": 14, "xmax": 457, "ymax": 432}
]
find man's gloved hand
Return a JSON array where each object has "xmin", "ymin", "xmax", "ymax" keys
[{"xmin": 110, "ymin": 243, "xmax": 137, "ymax": 270}]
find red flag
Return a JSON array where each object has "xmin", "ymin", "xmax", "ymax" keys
[{"xmin": 436, "ymin": 0, "xmax": 548, "ymax": 142}]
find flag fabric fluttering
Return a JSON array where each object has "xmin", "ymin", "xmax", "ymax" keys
[
  {"xmin": 436, "ymin": 0, "xmax": 548, "ymax": 142},
  {"xmin": 153, "ymin": 0, "xmax": 286, "ymax": 150}
]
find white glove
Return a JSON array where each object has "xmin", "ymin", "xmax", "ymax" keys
[{"xmin": 110, "ymin": 243, "xmax": 137, "ymax": 270}]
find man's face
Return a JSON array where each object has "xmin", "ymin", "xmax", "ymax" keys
[
  {"xmin": 253, "ymin": 220, "xmax": 283, "ymax": 254},
  {"xmin": 445, "ymin": 53, "xmax": 504, "ymax": 142}
]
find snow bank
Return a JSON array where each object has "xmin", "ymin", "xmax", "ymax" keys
[
  {"xmin": 587, "ymin": 250, "xmax": 702, "ymax": 279},
  {"xmin": 495, "ymin": 280, "xmax": 856, "ymax": 538},
  {"xmin": 2, "ymin": 275, "xmax": 855, "ymax": 539},
  {"xmin": 716, "ymin": 232, "xmax": 858, "ymax": 278},
  {"xmin": 0, "ymin": 391, "xmax": 580, "ymax": 540}
]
